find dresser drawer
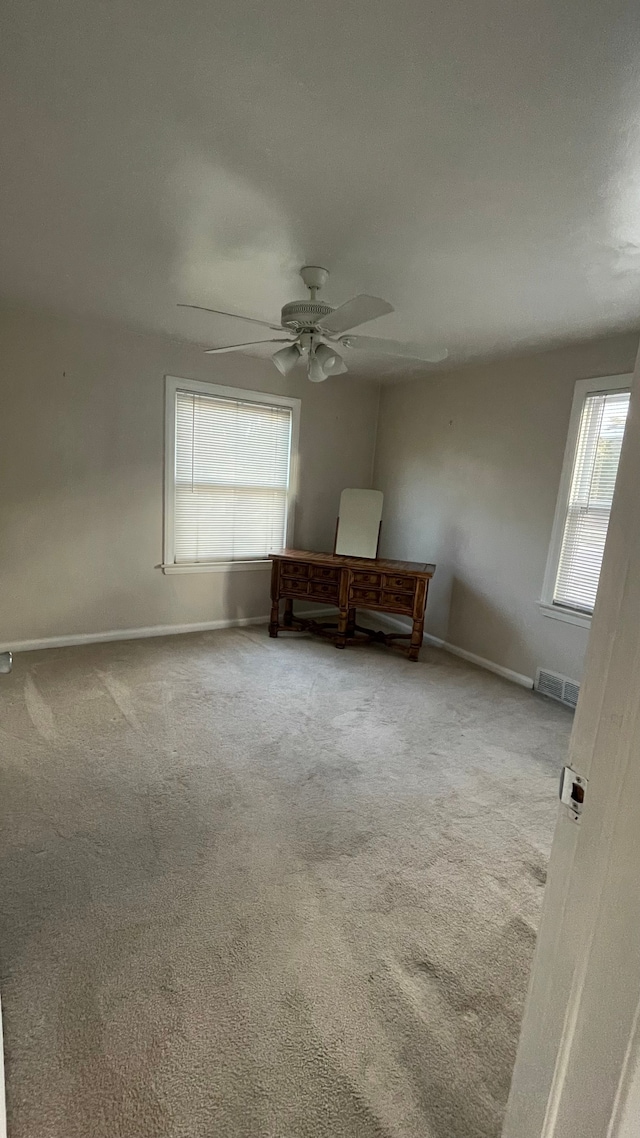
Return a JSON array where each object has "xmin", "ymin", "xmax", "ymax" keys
[
  {"xmin": 280, "ymin": 574, "xmax": 310, "ymax": 596},
  {"xmin": 349, "ymin": 586, "xmax": 382, "ymax": 605},
  {"xmin": 282, "ymin": 561, "xmax": 309, "ymax": 578},
  {"xmin": 351, "ymin": 570, "xmax": 382, "ymax": 587},
  {"xmin": 307, "ymin": 581, "xmax": 339, "ymax": 602},
  {"xmin": 382, "ymin": 573, "xmax": 415, "ymax": 593},
  {"xmin": 382, "ymin": 590, "xmax": 414, "ymax": 613},
  {"xmin": 310, "ymin": 565, "xmax": 339, "ymax": 583}
]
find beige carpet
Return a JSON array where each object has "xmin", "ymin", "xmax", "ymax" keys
[{"xmin": 0, "ymin": 627, "xmax": 571, "ymax": 1138}]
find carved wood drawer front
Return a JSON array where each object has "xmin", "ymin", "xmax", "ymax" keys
[
  {"xmin": 383, "ymin": 574, "xmax": 415, "ymax": 592},
  {"xmin": 309, "ymin": 581, "xmax": 339, "ymax": 600},
  {"xmin": 350, "ymin": 586, "xmax": 382, "ymax": 605},
  {"xmin": 310, "ymin": 566, "xmax": 339, "ymax": 582},
  {"xmin": 351, "ymin": 570, "xmax": 382, "ymax": 587},
  {"xmin": 284, "ymin": 562, "xmax": 309, "ymax": 578},
  {"xmin": 382, "ymin": 590, "xmax": 414, "ymax": 612},
  {"xmin": 281, "ymin": 575, "xmax": 309, "ymax": 595}
]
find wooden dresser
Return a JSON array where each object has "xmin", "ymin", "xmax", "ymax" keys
[{"xmin": 269, "ymin": 549, "xmax": 435, "ymax": 661}]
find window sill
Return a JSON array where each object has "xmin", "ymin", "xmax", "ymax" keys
[
  {"xmin": 162, "ymin": 560, "xmax": 271, "ymax": 575},
  {"xmin": 538, "ymin": 601, "xmax": 592, "ymax": 629}
]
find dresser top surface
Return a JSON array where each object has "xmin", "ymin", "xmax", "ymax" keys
[{"xmin": 271, "ymin": 549, "xmax": 435, "ymax": 577}]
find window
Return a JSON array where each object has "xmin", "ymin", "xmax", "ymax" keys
[
  {"xmin": 541, "ymin": 374, "xmax": 631, "ymax": 626},
  {"xmin": 163, "ymin": 377, "xmax": 300, "ymax": 573}
]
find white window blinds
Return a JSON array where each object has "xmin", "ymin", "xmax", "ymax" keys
[
  {"xmin": 553, "ymin": 389, "xmax": 630, "ymax": 613},
  {"xmin": 173, "ymin": 390, "xmax": 293, "ymax": 564}
]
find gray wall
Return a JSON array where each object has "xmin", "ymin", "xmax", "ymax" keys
[
  {"xmin": 3, "ymin": 298, "xmax": 637, "ymax": 680},
  {"xmin": 373, "ymin": 334, "xmax": 638, "ymax": 682},
  {"xmin": 0, "ymin": 303, "xmax": 380, "ymax": 646}
]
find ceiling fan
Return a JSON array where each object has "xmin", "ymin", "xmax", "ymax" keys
[{"xmin": 178, "ymin": 266, "xmax": 448, "ymax": 382}]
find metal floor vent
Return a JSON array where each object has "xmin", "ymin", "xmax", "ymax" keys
[{"xmin": 535, "ymin": 667, "xmax": 580, "ymax": 709}]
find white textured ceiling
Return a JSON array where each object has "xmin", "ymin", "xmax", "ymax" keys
[{"xmin": 1, "ymin": 0, "xmax": 640, "ymax": 379}]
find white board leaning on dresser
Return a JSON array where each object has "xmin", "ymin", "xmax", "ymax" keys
[{"xmin": 334, "ymin": 489, "xmax": 383, "ymax": 560}]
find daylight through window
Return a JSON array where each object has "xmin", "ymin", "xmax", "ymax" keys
[
  {"xmin": 553, "ymin": 389, "xmax": 630, "ymax": 613},
  {"xmin": 171, "ymin": 388, "xmax": 294, "ymax": 564}
]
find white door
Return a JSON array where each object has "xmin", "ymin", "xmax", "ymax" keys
[{"xmin": 503, "ymin": 343, "xmax": 640, "ymax": 1138}]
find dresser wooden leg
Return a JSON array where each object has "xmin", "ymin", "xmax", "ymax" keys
[
  {"xmin": 283, "ymin": 598, "xmax": 294, "ymax": 627},
  {"xmin": 409, "ymin": 618, "xmax": 424, "ymax": 661},
  {"xmin": 335, "ymin": 606, "xmax": 349, "ymax": 648},
  {"xmin": 269, "ymin": 597, "xmax": 280, "ymax": 638}
]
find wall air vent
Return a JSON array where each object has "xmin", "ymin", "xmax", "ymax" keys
[{"xmin": 535, "ymin": 668, "xmax": 580, "ymax": 709}]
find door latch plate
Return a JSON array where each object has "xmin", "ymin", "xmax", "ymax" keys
[{"xmin": 559, "ymin": 766, "xmax": 587, "ymax": 822}]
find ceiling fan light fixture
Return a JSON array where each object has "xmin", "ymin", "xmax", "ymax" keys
[
  {"xmin": 314, "ymin": 342, "xmax": 338, "ymax": 372},
  {"xmin": 322, "ymin": 348, "xmax": 346, "ymax": 375},
  {"xmin": 272, "ymin": 342, "xmax": 301, "ymax": 375},
  {"xmin": 308, "ymin": 352, "xmax": 328, "ymax": 383}
]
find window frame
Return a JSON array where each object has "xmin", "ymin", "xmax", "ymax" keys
[
  {"xmin": 163, "ymin": 375, "xmax": 301, "ymax": 574},
  {"xmin": 540, "ymin": 372, "xmax": 632, "ymax": 627}
]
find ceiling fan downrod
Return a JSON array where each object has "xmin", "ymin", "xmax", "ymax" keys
[{"xmin": 299, "ymin": 264, "xmax": 329, "ymax": 302}]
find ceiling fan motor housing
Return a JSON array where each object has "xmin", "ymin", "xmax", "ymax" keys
[{"xmin": 280, "ymin": 300, "xmax": 334, "ymax": 330}]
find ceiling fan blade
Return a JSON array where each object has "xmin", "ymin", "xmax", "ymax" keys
[
  {"xmin": 178, "ymin": 303, "xmax": 281, "ymax": 331},
  {"xmin": 204, "ymin": 339, "xmax": 293, "ymax": 355},
  {"xmin": 340, "ymin": 335, "xmax": 448, "ymax": 363},
  {"xmin": 316, "ymin": 295, "xmax": 393, "ymax": 335}
]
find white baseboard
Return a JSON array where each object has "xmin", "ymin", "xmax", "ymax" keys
[
  {"xmin": 1, "ymin": 608, "xmax": 533, "ymax": 689},
  {"xmin": 0, "ymin": 608, "xmax": 336, "ymax": 655},
  {"xmin": 378, "ymin": 613, "xmax": 534, "ymax": 690},
  {"xmin": 431, "ymin": 638, "xmax": 533, "ymax": 689}
]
